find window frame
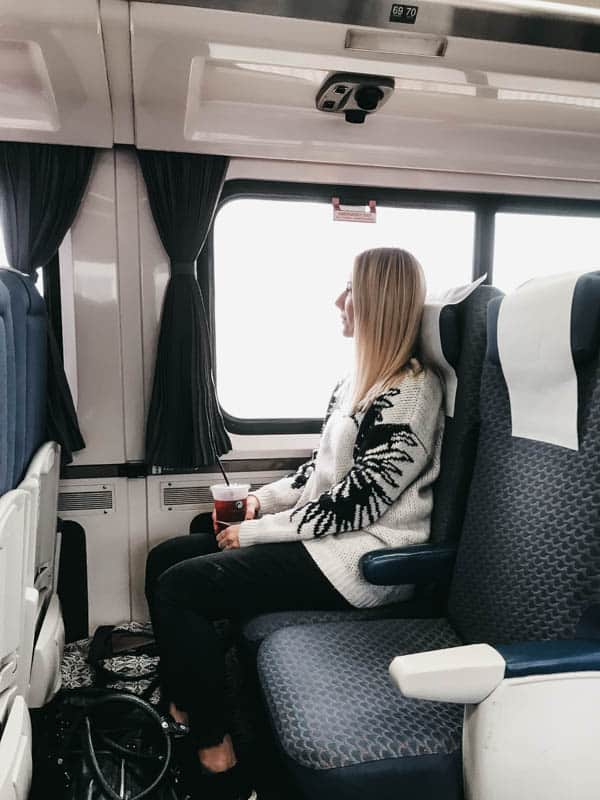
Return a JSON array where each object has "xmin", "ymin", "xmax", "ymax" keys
[{"xmin": 208, "ymin": 179, "xmax": 600, "ymax": 435}]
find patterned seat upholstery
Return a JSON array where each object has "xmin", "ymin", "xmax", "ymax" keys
[
  {"xmin": 258, "ymin": 274, "xmax": 600, "ymax": 800},
  {"xmin": 242, "ymin": 285, "xmax": 501, "ymax": 652},
  {"xmin": 259, "ymin": 619, "xmax": 463, "ymax": 799}
]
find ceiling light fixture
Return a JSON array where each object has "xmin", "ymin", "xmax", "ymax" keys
[
  {"xmin": 498, "ymin": 88, "xmax": 600, "ymax": 107},
  {"xmin": 345, "ymin": 30, "xmax": 447, "ymax": 59}
]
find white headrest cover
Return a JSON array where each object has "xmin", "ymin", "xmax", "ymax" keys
[
  {"xmin": 497, "ymin": 270, "xmax": 587, "ymax": 450},
  {"xmin": 420, "ymin": 276, "xmax": 486, "ymax": 417}
]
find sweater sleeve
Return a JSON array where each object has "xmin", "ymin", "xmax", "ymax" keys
[
  {"xmin": 238, "ymin": 372, "xmax": 442, "ymax": 547},
  {"xmin": 248, "ymin": 378, "xmax": 346, "ymax": 516},
  {"xmin": 249, "ymin": 452, "xmax": 318, "ymax": 516}
]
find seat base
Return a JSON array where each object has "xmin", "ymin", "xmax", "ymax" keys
[
  {"xmin": 286, "ymin": 750, "xmax": 463, "ymax": 800},
  {"xmin": 258, "ymin": 618, "xmax": 464, "ymax": 799}
]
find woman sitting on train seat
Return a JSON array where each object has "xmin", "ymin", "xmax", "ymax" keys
[{"xmin": 145, "ymin": 247, "xmax": 444, "ymax": 800}]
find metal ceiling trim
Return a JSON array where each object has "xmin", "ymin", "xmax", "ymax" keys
[{"xmin": 135, "ymin": 0, "xmax": 600, "ymax": 55}]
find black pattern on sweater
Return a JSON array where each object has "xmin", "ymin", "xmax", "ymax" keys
[
  {"xmin": 353, "ymin": 387, "xmax": 403, "ymax": 455},
  {"xmin": 289, "ymin": 451, "xmax": 318, "ymax": 491},
  {"xmin": 290, "ymin": 396, "xmax": 422, "ymax": 537}
]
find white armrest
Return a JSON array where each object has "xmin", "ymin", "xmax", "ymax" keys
[{"xmin": 389, "ymin": 644, "xmax": 506, "ymax": 704}]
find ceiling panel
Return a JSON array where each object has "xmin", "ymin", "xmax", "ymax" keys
[
  {"xmin": 0, "ymin": 0, "xmax": 112, "ymax": 146},
  {"xmin": 131, "ymin": 2, "xmax": 600, "ymax": 180}
]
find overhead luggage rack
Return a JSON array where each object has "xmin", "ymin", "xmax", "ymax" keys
[{"xmin": 137, "ymin": 0, "xmax": 600, "ymax": 54}]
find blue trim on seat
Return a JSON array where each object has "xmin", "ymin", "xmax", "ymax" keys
[
  {"xmin": 495, "ymin": 639, "xmax": 600, "ymax": 678},
  {"xmin": 0, "ymin": 270, "xmax": 47, "ymax": 484},
  {"xmin": 0, "ymin": 280, "xmax": 15, "ymax": 493},
  {"xmin": 285, "ymin": 749, "xmax": 463, "ymax": 800},
  {"xmin": 360, "ymin": 544, "xmax": 457, "ymax": 586},
  {"xmin": 0, "ymin": 290, "xmax": 8, "ymax": 495}
]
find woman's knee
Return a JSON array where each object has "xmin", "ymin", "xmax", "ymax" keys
[
  {"xmin": 145, "ymin": 533, "xmax": 216, "ymax": 600},
  {"xmin": 146, "ymin": 536, "xmax": 190, "ymax": 601},
  {"xmin": 154, "ymin": 554, "xmax": 228, "ymax": 616}
]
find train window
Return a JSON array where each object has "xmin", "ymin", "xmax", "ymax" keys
[
  {"xmin": 493, "ymin": 212, "xmax": 599, "ymax": 293},
  {"xmin": 213, "ymin": 197, "xmax": 475, "ymax": 421}
]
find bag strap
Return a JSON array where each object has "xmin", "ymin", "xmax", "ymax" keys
[
  {"xmin": 88, "ymin": 625, "xmax": 118, "ymax": 664},
  {"xmin": 81, "ymin": 692, "xmax": 172, "ymax": 800}
]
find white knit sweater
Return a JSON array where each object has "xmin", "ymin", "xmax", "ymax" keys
[{"xmin": 238, "ymin": 368, "xmax": 445, "ymax": 608}]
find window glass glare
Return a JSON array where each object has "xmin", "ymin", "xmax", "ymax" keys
[
  {"xmin": 494, "ymin": 212, "xmax": 599, "ymax": 294},
  {"xmin": 214, "ymin": 198, "xmax": 475, "ymax": 420}
]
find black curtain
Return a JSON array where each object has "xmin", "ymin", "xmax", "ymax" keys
[
  {"xmin": 0, "ymin": 142, "xmax": 94, "ymax": 462},
  {"xmin": 137, "ymin": 149, "xmax": 231, "ymax": 468}
]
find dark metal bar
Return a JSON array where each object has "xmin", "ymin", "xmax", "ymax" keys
[
  {"xmin": 60, "ymin": 458, "xmax": 305, "ymax": 479},
  {"xmin": 473, "ymin": 201, "xmax": 496, "ymax": 284}
]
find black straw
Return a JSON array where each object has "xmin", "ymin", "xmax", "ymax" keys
[
  {"xmin": 217, "ymin": 456, "xmax": 230, "ymax": 486},
  {"xmin": 207, "ymin": 420, "xmax": 230, "ymax": 486}
]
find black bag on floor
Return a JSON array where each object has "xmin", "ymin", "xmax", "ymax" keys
[
  {"xmin": 32, "ymin": 688, "xmax": 179, "ymax": 800},
  {"xmin": 87, "ymin": 625, "xmax": 159, "ymax": 691},
  {"xmin": 86, "ymin": 623, "xmax": 160, "ymax": 701}
]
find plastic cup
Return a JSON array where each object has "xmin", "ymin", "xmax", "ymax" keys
[{"xmin": 210, "ymin": 484, "xmax": 250, "ymax": 532}]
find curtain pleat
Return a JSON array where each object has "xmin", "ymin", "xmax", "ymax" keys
[
  {"xmin": 0, "ymin": 142, "xmax": 94, "ymax": 462},
  {"xmin": 137, "ymin": 149, "xmax": 231, "ymax": 468}
]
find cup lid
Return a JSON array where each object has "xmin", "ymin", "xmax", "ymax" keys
[{"xmin": 210, "ymin": 483, "xmax": 250, "ymax": 501}]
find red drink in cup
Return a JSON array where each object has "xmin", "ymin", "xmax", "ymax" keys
[{"xmin": 210, "ymin": 484, "xmax": 250, "ymax": 532}]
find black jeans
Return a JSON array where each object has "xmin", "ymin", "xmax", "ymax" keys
[{"xmin": 145, "ymin": 519, "xmax": 350, "ymax": 748}]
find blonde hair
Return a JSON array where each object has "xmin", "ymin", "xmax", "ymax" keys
[{"xmin": 349, "ymin": 247, "xmax": 426, "ymax": 414}]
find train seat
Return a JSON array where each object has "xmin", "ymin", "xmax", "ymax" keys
[
  {"xmin": 257, "ymin": 271, "xmax": 600, "ymax": 800},
  {"xmin": 0, "ymin": 271, "xmax": 60, "ymax": 707},
  {"xmin": 0, "ymin": 281, "xmax": 15, "ymax": 497},
  {"xmin": 0, "ymin": 269, "xmax": 47, "ymax": 488},
  {"xmin": 242, "ymin": 282, "xmax": 502, "ymax": 653}
]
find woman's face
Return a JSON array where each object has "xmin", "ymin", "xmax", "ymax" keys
[{"xmin": 335, "ymin": 279, "xmax": 355, "ymax": 337}]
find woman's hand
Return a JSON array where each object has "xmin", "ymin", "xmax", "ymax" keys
[
  {"xmin": 216, "ymin": 525, "xmax": 241, "ymax": 550},
  {"xmin": 212, "ymin": 494, "xmax": 260, "ymax": 534},
  {"xmin": 246, "ymin": 494, "xmax": 260, "ymax": 519}
]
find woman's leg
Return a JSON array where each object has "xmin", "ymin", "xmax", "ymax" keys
[
  {"xmin": 154, "ymin": 541, "xmax": 349, "ymax": 766},
  {"xmin": 145, "ymin": 531, "xmax": 218, "ymax": 627},
  {"xmin": 145, "ymin": 530, "xmax": 219, "ymax": 724}
]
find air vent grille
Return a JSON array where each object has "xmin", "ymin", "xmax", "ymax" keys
[
  {"xmin": 58, "ymin": 489, "xmax": 114, "ymax": 513},
  {"xmin": 162, "ymin": 483, "xmax": 265, "ymax": 509},
  {"xmin": 163, "ymin": 486, "xmax": 212, "ymax": 506}
]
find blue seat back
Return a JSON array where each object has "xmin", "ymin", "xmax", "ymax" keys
[
  {"xmin": 430, "ymin": 285, "xmax": 503, "ymax": 544},
  {"xmin": 0, "ymin": 270, "xmax": 47, "ymax": 486},
  {"xmin": 0, "ymin": 281, "xmax": 13, "ymax": 495},
  {"xmin": 448, "ymin": 273, "xmax": 600, "ymax": 644}
]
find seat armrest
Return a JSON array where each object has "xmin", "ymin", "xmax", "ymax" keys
[
  {"xmin": 360, "ymin": 543, "xmax": 457, "ymax": 586},
  {"xmin": 495, "ymin": 639, "xmax": 600, "ymax": 678},
  {"xmin": 389, "ymin": 639, "xmax": 600, "ymax": 705},
  {"xmin": 389, "ymin": 644, "xmax": 505, "ymax": 704}
]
